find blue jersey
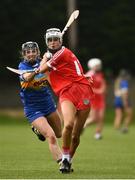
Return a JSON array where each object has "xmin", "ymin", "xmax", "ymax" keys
[
  {"xmin": 114, "ymin": 79, "xmax": 130, "ymax": 108},
  {"xmin": 120, "ymin": 80, "xmax": 128, "ymax": 90},
  {"xmin": 18, "ymin": 59, "xmax": 56, "ymax": 123}
]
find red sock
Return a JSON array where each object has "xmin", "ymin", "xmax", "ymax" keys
[
  {"xmin": 62, "ymin": 147, "xmax": 70, "ymax": 161},
  {"xmin": 62, "ymin": 146, "xmax": 70, "ymax": 154}
]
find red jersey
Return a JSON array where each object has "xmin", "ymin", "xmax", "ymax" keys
[
  {"xmin": 85, "ymin": 70, "xmax": 106, "ymax": 109},
  {"xmin": 47, "ymin": 47, "xmax": 92, "ymax": 96}
]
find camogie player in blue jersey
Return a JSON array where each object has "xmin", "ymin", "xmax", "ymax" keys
[
  {"xmin": 18, "ymin": 41, "xmax": 62, "ymax": 163},
  {"xmin": 114, "ymin": 69, "xmax": 132, "ymax": 133}
]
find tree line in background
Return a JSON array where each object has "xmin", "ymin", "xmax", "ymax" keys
[{"xmin": 1, "ymin": 0, "xmax": 135, "ymax": 82}]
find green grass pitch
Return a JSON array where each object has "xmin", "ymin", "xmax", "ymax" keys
[{"xmin": 0, "ymin": 109, "xmax": 135, "ymax": 179}]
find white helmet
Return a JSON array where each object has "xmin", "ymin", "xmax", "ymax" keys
[
  {"xmin": 45, "ymin": 28, "xmax": 62, "ymax": 46},
  {"xmin": 87, "ymin": 58, "xmax": 102, "ymax": 69}
]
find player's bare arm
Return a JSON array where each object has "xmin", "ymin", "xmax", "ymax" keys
[{"xmin": 38, "ymin": 55, "xmax": 49, "ymax": 73}]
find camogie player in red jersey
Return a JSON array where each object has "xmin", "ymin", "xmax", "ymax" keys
[
  {"xmin": 84, "ymin": 58, "xmax": 106, "ymax": 140},
  {"xmin": 35, "ymin": 28, "xmax": 94, "ymax": 173}
]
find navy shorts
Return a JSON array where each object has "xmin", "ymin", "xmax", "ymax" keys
[
  {"xmin": 24, "ymin": 98, "xmax": 56, "ymax": 123},
  {"xmin": 114, "ymin": 96, "xmax": 131, "ymax": 109}
]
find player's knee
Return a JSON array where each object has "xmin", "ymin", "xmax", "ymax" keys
[
  {"xmin": 49, "ymin": 134, "xmax": 57, "ymax": 144},
  {"xmin": 46, "ymin": 132, "xmax": 57, "ymax": 144}
]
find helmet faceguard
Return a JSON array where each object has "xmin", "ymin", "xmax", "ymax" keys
[
  {"xmin": 44, "ymin": 28, "xmax": 62, "ymax": 53},
  {"xmin": 21, "ymin": 41, "xmax": 40, "ymax": 62}
]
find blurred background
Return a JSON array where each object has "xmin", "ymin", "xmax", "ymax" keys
[
  {"xmin": 0, "ymin": 1, "xmax": 135, "ymax": 178},
  {"xmin": 0, "ymin": 0, "xmax": 135, "ymax": 109}
]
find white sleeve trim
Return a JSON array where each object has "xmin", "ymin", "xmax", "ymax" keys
[{"xmin": 46, "ymin": 61, "xmax": 56, "ymax": 70}]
